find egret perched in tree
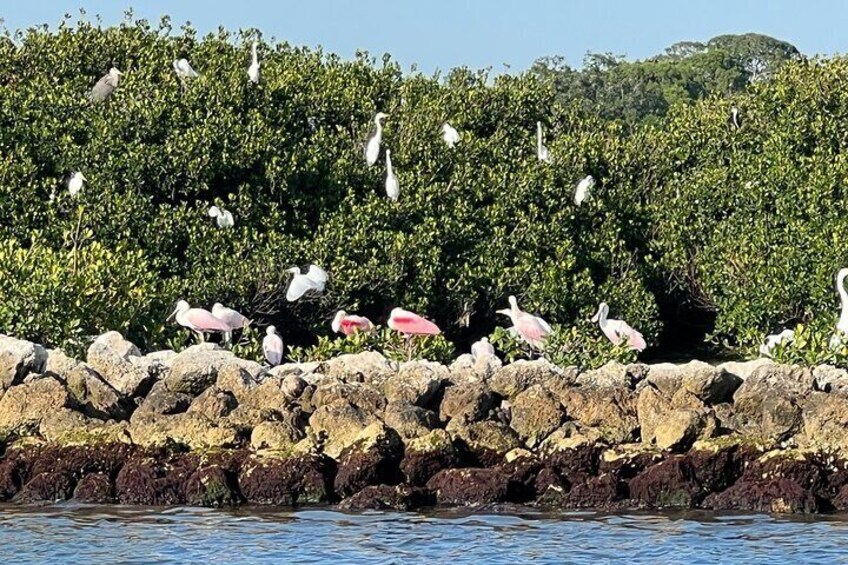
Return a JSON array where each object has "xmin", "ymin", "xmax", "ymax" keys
[
  {"xmin": 728, "ymin": 106, "xmax": 741, "ymax": 130},
  {"xmin": 247, "ymin": 41, "xmax": 260, "ymax": 83},
  {"xmin": 760, "ymin": 329, "xmax": 795, "ymax": 357},
  {"xmin": 591, "ymin": 302, "xmax": 647, "ymax": 352},
  {"xmin": 173, "ymin": 58, "xmax": 199, "ymax": 79},
  {"xmin": 364, "ymin": 112, "xmax": 388, "ymax": 166},
  {"xmin": 67, "ymin": 172, "xmax": 86, "ymax": 197},
  {"xmin": 471, "ymin": 337, "xmax": 495, "ymax": 361},
  {"xmin": 263, "ymin": 326, "xmax": 283, "ymax": 366},
  {"xmin": 574, "ymin": 175, "xmax": 595, "ymax": 206},
  {"xmin": 286, "ymin": 265, "xmax": 328, "ymax": 302},
  {"xmin": 385, "ymin": 149, "xmax": 399, "ymax": 201},
  {"xmin": 168, "ymin": 300, "xmax": 230, "ymax": 342},
  {"xmin": 388, "ymin": 308, "xmax": 441, "ymax": 336},
  {"xmin": 497, "ymin": 296, "xmax": 551, "ymax": 350},
  {"xmin": 208, "ymin": 206, "xmax": 234, "ymax": 228},
  {"xmin": 830, "ymin": 268, "xmax": 848, "ymax": 349},
  {"xmin": 331, "ymin": 310, "xmax": 375, "ymax": 335},
  {"xmin": 536, "ymin": 121, "xmax": 550, "ymax": 163},
  {"xmin": 212, "ymin": 303, "xmax": 249, "ymax": 344},
  {"xmin": 441, "ymin": 122, "xmax": 460, "ymax": 148},
  {"xmin": 89, "ymin": 67, "xmax": 122, "ymax": 103}
]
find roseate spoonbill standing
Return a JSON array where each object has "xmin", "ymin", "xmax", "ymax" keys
[
  {"xmin": 388, "ymin": 308, "xmax": 441, "ymax": 336},
  {"xmin": 247, "ymin": 41, "xmax": 260, "ymax": 83},
  {"xmin": 212, "ymin": 302, "xmax": 249, "ymax": 344},
  {"xmin": 331, "ymin": 310, "xmax": 375, "ymax": 335},
  {"xmin": 89, "ymin": 67, "xmax": 121, "ymax": 103},
  {"xmin": 496, "ymin": 295, "xmax": 552, "ymax": 350},
  {"xmin": 829, "ymin": 268, "xmax": 848, "ymax": 349},
  {"xmin": 208, "ymin": 206, "xmax": 234, "ymax": 228},
  {"xmin": 286, "ymin": 264, "xmax": 328, "ymax": 302},
  {"xmin": 471, "ymin": 337, "xmax": 495, "ymax": 361},
  {"xmin": 173, "ymin": 58, "xmax": 199, "ymax": 79},
  {"xmin": 536, "ymin": 121, "xmax": 550, "ymax": 163},
  {"xmin": 385, "ymin": 149, "xmax": 399, "ymax": 201},
  {"xmin": 168, "ymin": 300, "xmax": 230, "ymax": 342},
  {"xmin": 760, "ymin": 329, "xmax": 795, "ymax": 358},
  {"xmin": 263, "ymin": 326, "xmax": 283, "ymax": 366},
  {"xmin": 574, "ymin": 175, "xmax": 595, "ymax": 206},
  {"xmin": 364, "ymin": 112, "xmax": 388, "ymax": 166},
  {"xmin": 441, "ymin": 122, "xmax": 460, "ymax": 148},
  {"xmin": 591, "ymin": 302, "xmax": 647, "ymax": 352},
  {"xmin": 67, "ymin": 171, "xmax": 86, "ymax": 197}
]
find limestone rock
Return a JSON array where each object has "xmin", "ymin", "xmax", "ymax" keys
[
  {"xmin": 0, "ymin": 377, "xmax": 76, "ymax": 431},
  {"xmin": 187, "ymin": 387, "xmax": 238, "ymax": 420},
  {"xmin": 215, "ymin": 364, "xmax": 258, "ymax": 403},
  {"xmin": 312, "ymin": 381, "xmax": 385, "ymax": 415},
  {"xmin": 334, "ymin": 422, "xmax": 403, "ymax": 497},
  {"xmin": 490, "ymin": 359, "xmax": 561, "ymax": 399},
  {"xmin": 813, "ymin": 365, "xmax": 848, "ymax": 397},
  {"xmin": 64, "ymin": 362, "xmax": 129, "ymax": 421},
  {"xmin": 308, "ymin": 400, "xmax": 377, "ymax": 458},
  {"xmin": 718, "ymin": 358, "xmax": 774, "ymax": 382},
  {"xmin": 448, "ymin": 353, "xmax": 501, "ymax": 384},
  {"xmin": 654, "ymin": 409, "xmax": 709, "ymax": 451},
  {"xmin": 449, "ymin": 420, "xmax": 522, "ymax": 466},
  {"xmin": 86, "ymin": 332, "xmax": 153, "ymax": 398},
  {"xmin": 323, "ymin": 351, "xmax": 397, "ymax": 385},
  {"xmin": 162, "ymin": 346, "xmax": 237, "ymax": 396},
  {"xmin": 799, "ymin": 391, "xmax": 848, "ymax": 451},
  {"xmin": 128, "ymin": 412, "xmax": 239, "ymax": 449},
  {"xmin": 439, "ymin": 382, "xmax": 496, "ymax": 425},
  {"xmin": 384, "ymin": 361, "xmax": 446, "ymax": 407},
  {"xmin": 251, "ymin": 418, "xmax": 307, "ymax": 452},
  {"xmin": 400, "ymin": 429, "xmax": 459, "ymax": 486},
  {"xmin": 0, "ymin": 335, "xmax": 48, "ymax": 392},
  {"xmin": 558, "ymin": 386, "xmax": 638, "ymax": 444},
  {"xmin": 578, "ymin": 362, "xmax": 648, "ymax": 390},
  {"xmin": 510, "ymin": 384, "xmax": 565, "ymax": 447},
  {"xmin": 133, "ymin": 382, "xmax": 192, "ymax": 420},
  {"xmin": 382, "ymin": 402, "xmax": 439, "ymax": 439}
]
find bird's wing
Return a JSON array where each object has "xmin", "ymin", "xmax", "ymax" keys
[
  {"xmin": 286, "ymin": 275, "xmax": 315, "ymax": 302},
  {"xmin": 186, "ymin": 308, "xmax": 231, "ymax": 331},
  {"xmin": 306, "ymin": 265, "xmax": 327, "ymax": 285},
  {"xmin": 391, "ymin": 312, "xmax": 440, "ymax": 335},
  {"xmin": 89, "ymin": 75, "xmax": 113, "ymax": 101},
  {"xmin": 535, "ymin": 316, "xmax": 553, "ymax": 334},
  {"xmin": 517, "ymin": 315, "xmax": 547, "ymax": 342},
  {"xmin": 263, "ymin": 335, "xmax": 283, "ymax": 365}
]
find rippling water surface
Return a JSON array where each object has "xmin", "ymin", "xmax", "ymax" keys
[{"xmin": 2, "ymin": 504, "xmax": 848, "ymax": 564}]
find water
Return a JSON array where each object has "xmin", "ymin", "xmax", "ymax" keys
[{"xmin": 1, "ymin": 505, "xmax": 847, "ymax": 564}]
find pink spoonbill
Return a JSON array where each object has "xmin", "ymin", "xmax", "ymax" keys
[
  {"xmin": 591, "ymin": 302, "xmax": 647, "ymax": 352},
  {"xmin": 331, "ymin": 310, "xmax": 375, "ymax": 336},
  {"xmin": 388, "ymin": 308, "xmax": 441, "ymax": 336},
  {"xmin": 169, "ymin": 300, "xmax": 230, "ymax": 342},
  {"xmin": 496, "ymin": 295, "xmax": 552, "ymax": 349},
  {"xmin": 263, "ymin": 325, "xmax": 283, "ymax": 366},
  {"xmin": 212, "ymin": 302, "xmax": 249, "ymax": 344}
]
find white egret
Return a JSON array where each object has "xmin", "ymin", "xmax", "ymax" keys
[
  {"xmin": 263, "ymin": 326, "xmax": 283, "ymax": 366},
  {"xmin": 173, "ymin": 58, "xmax": 199, "ymax": 79},
  {"xmin": 830, "ymin": 268, "xmax": 848, "ymax": 349},
  {"xmin": 208, "ymin": 206, "xmax": 234, "ymax": 228},
  {"xmin": 729, "ymin": 106, "xmax": 741, "ymax": 130},
  {"xmin": 496, "ymin": 296, "xmax": 551, "ymax": 350},
  {"xmin": 591, "ymin": 302, "xmax": 647, "ymax": 352},
  {"xmin": 385, "ymin": 149, "xmax": 399, "ymax": 201},
  {"xmin": 574, "ymin": 175, "xmax": 595, "ymax": 206},
  {"xmin": 364, "ymin": 112, "xmax": 388, "ymax": 166},
  {"xmin": 212, "ymin": 302, "xmax": 249, "ymax": 344},
  {"xmin": 760, "ymin": 329, "xmax": 795, "ymax": 358},
  {"xmin": 67, "ymin": 171, "xmax": 86, "ymax": 197},
  {"xmin": 536, "ymin": 121, "xmax": 550, "ymax": 163},
  {"xmin": 286, "ymin": 264, "xmax": 328, "ymax": 302},
  {"xmin": 247, "ymin": 41, "xmax": 260, "ymax": 84},
  {"xmin": 89, "ymin": 68, "xmax": 122, "ymax": 103},
  {"xmin": 441, "ymin": 122, "xmax": 460, "ymax": 148}
]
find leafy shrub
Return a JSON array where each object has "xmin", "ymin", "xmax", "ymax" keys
[
  {"xmin": 759, "ymin": 322, "xmax": 848, "ymax": 367},
  {"xmin": 289, "ymin": 328, "xmax": 455, "ymax": 364}
]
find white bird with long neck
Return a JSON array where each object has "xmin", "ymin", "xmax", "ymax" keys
[
  {"xmin": 212, "ymin": 302, "xmax": 249, "ymax": 344},
  {"xmin": 173, "ymin": 58, "xmax": 199, "ymax": 79},
  {"xmin": 208, "ymin": 206, "xmax": 234, "ymax": 228},
  {"xmin": 830, "ymin": 268, "xmax": 848, "ymax": 349},
  {"xmin": 247, "ymin": 41, "xmax": 260, "ymax": 83},
  {"xmin": 89, "ymin": 67, "xmax": 122, "ymax": 103},
  {"xmin": 591, "ymin": 302, "xmax": 647, "ymax": 352},
  {"xmin": 332, "ymin": 310, "xmax": 375, "ymax": 335},
  {"xmin": 441, "ymin": 122, "xmax": 460, "ymax": 148},
  {"xmin": 574, "ymin": 175, "xmax": 595, "ymax": 206},
  {"xmin": 263, "ymin": 326, "xmax": 283, "ymax": 366},
  {"xmin": 471, "ymin": 337, "xmax": 495, "ymax": 361},
  {"xmin": 536, "ymin": 121, "xmax": 550, "ymax": 163},
  {"xmin": 496, "ymin": 296, "xmax": 551, "ymax": 349},
  {"xmin": 385, "ymin": 149, "xmax": 399, "ymax": 201},
  {"xmin": 67, "ymin": 172, "xmax": 86, "ymax": 197},
  {"xmin": 364, "ymin": 112, "xmax": 388, "ymax": 166},
  {"xmin": 286, "ymin": 264, "xmax": 328, "ymax": 302},
  {"xmin": 168, "ymin": 300, "xmax": 230, "ymax": 342}
]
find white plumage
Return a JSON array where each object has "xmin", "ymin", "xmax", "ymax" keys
[
  {"xmin": 67, "ymin": 171, "xmax": 86, "ymax": 197},
  {"xmin": 471, "ymin": 337, "xmax": 495, "ymax": 361},
  {"xmin": 574, "ymin": 175, "xmax": 595, "ymax": 206},
  {"xmin": 173, "ymin": 58, "xmax": 199, "ymax": 79},
  {"xmin": 263, "ymin": 325, "xmax": 283, "ymax": 366},
  {"xmin": 247, "ymin": 41, "xmax": 260, "ymax": 84},
  {"xmin": 208, "ymin": 206, "xmax": 234, "ymax": 228},
  {"xmin": 536, "ymin": 121, "xmax": 550, "ymax": 163},
  {"xmin": 286, "ymin": 264, "xmax": 328, "ymax": 302},
  {"xmin": 760, "ymin": 329, "xmax": 794, "ymax": 357},
  {"xmin": 441, "ymin": 122, "xmax": 460, "ymax": 148},
  {"xmin": 211, "ymin": 302, "xmax": 249, "ymax": 344},
  {"xmin": 385, "ymin": 149, "xmax": 399, "ymax": 201},
  {"xmin": 365, "ymin": 112, "xmax": 388, "ymax": 166}
]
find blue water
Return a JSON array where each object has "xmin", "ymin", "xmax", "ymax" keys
[{"xmin": 1, "ymin": 505, "xmax": 847, "ymax": 564}]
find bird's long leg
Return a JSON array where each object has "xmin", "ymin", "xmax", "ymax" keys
[
  {"xmin": 405, "ymin": 334, "xmax": 413, "ymax": 362},
  {"xmin": 196, "ymin": 330, "xmax": 205, "ymax": 343}
]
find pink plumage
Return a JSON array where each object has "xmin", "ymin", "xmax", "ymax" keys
[
  {"xmin": 592, "ymin": 302, "xmax": 646, "ymax": 352},
  {"xmin": 332, "ymin": 310, "xmax": 374, "ymax": 336},
  {"xmin": 182, "ymin": 308, "xmax": 231, "ymax": 333},
  {"xmin": 388, "ymin": 308, "xmax": 441, "ymax": 336}
]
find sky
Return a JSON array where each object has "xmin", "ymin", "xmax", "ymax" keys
[{"xmin": 0, "ymin": 0, "xmax": 846, "ymax": 73}]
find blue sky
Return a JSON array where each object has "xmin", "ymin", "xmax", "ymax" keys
[{"xmin": 1, "ymin": 0, "xmax": 846, "ymax": 73}]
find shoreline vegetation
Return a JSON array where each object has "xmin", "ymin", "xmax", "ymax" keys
[{"xmin": 3, "ymin": 331, "xmax": 848, "ymax": 514}]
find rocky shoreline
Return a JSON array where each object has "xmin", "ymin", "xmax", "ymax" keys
[{"xmin": 3, "ymin": 332, "xmax": 848, "ymax": 513}]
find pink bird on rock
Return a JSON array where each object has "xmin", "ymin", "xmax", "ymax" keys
[
  {"xmin": 388, "ymin": 308, "xmax": 441, "ymax": 336},
  {"xmin": 169, "ymin": 300, "xmax": 231, "ymax": 342},
  {"xmin": 332, "ymin": 310, "xmax": 375, "ymax": 336},
  {"xmin": 497, "ymin": 295, "xmax": 551, "ymax": 349},
  {"xmin": 591, "ymin": 302, "xmax": 646, "ymax": 352}
]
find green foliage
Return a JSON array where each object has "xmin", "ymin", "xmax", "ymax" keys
[
  {"xmin": 760, "ymin": 322, "xmax": 848, "ymax": 367},
  {"xmin": 289, "ymin": 328, "xmax": 455, "ymax": 364}
]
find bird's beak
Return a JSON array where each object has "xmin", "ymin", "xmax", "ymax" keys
[
  {"xmin": 496, "ymin": 309, "xmax": 511, "ymax": 317},
  {"xmin": 590, "ymin": 311, "xmax": 600, "ymax": 323},
  {"xmin": 166, "ymin": 307, "xmax": 178, "ymax": 321}
]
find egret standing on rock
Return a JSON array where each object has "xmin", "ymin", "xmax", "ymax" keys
[
  {"xmin": 497, "ymin": 296, "xmax": 551, "ymax": 349},
  {"xmin": 536, "ymin": 121, "xmax": 550, "ymax": 163},
  {"xmin": 67, "ymin": 172, "xmax": 86, "ymax": 197},
  {"xmin": 286, "ymin": 265, "xmax": 328, "ymax": 302},
  {"xmin": 212, "ymin": 302, "xmax": 249, "ymax": 344},
  {"xmin": 574, "ymin": 175, "xmax": 595, "ymax": 206},
  {"xmin": 168, "ymin": 300, "xmax": 230, "ymax": 342},
  {"xmin": 332, "ymin": 310, "xmax": 375, "ymax": 336},
  {"xmin": 247, "ymin": 41, "xmax": 260, "ymax": 83},
  {"xmin": 385, "ymin": 149, "xmax": 399, "ymax": 201},
  {"xmin": 591, "ymin": 302, "xmax": 647, "ymax": 352},
  {"xmin": 208, "ymin": 206, "xmax": 234, "ymax": 228},
  {"xmin": 830, "ymin": 268, "xmax": 848, "ymax": 349},
  {"xmin": 441, "ymin": 122, "xmax": 460, "ymax": 148},
  {"xmin": 89, "ymin": 67, "xmax": 122, "ymax": 103},
  {"xmin": 263, "ymin": 326, "xmax": 283, "ymax": 366},
  {"xmin": 365, "ymin": 112, "xmax": 388, "ymax": 166},
  {"xmin": 173, "ymin": 58, "xmax": 199, "ymax": 79},
  {"xmin": 471, "ymin": 337, "xmax": 495, "ymax": 361}
]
